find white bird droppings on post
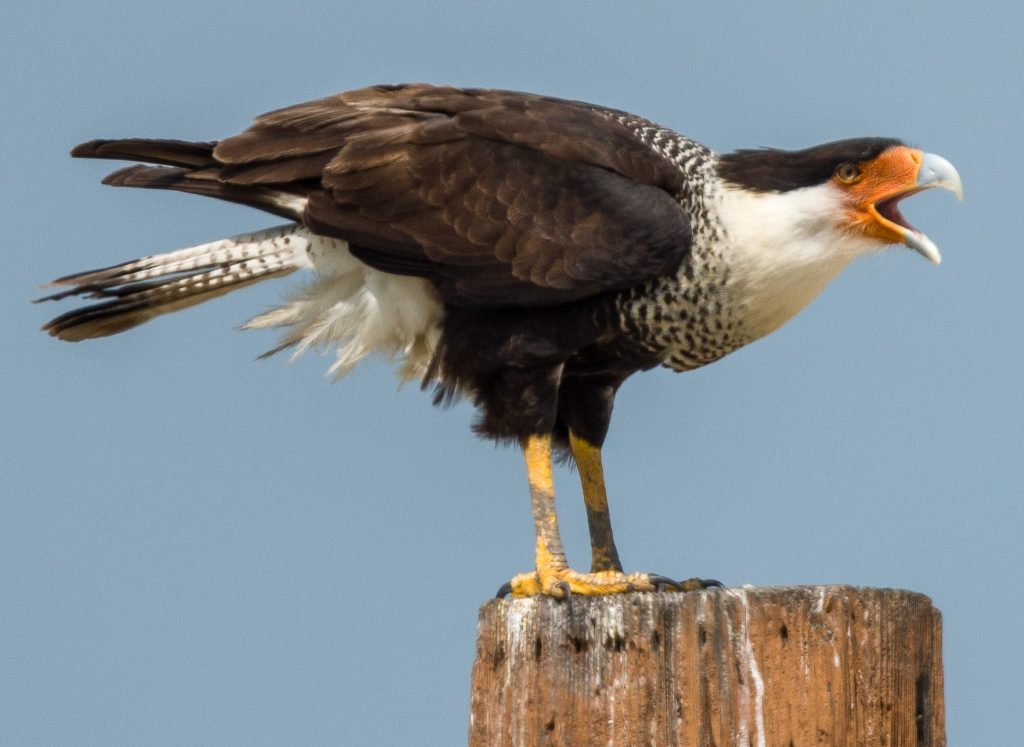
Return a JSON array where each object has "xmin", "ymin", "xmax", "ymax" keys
[{"xmin": 729, "ymin": 587, "xmax": 766, "ymax": 747}]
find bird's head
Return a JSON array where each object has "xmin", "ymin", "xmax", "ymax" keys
[{"xmin": 718, "ymin": 138, "xmax": 962, "ymax": 264}]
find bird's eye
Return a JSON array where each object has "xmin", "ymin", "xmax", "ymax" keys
[{"xmin": 835, "ymin": 162, "xmax": 861, "ymax": 184}]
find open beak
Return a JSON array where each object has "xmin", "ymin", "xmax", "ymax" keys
[{"xmin": 867, "ymin": 150, "xmax": 963, "ymax": 265}]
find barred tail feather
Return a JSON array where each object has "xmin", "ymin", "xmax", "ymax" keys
[
  {"xmin": 38, "ymin": 224, "xmax": 313, "ymax": 341},
  {"xmin": 50, "ymin": 136, "xmax": 445, "ymax": 380}
]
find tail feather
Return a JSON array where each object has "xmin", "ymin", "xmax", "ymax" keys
[
  {"xmin": 50, "ymin": 134, "xmax": 445, "ymax": 378},
  {"xmin": 71, "ymin": 138, "xmax": 219, "ymax": 169},
  {"xmin": 99, "ymin": 164, "xmax": 308, "ymax": 221},
  {"xmin": 71, "ymin": 137, "xmax": 309, "ymax": 220},
  {"xmin": 38, "ymin": 225, "xmax": 313, "ymax": 341}
]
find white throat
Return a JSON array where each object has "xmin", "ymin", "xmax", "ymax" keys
[{"xmin": 710, "ymin": 182, "xmax": 878, "ymax": 340}]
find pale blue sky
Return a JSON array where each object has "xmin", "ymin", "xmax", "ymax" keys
[{"xmin": 2, "ymin": 3, "xmax": 1020, "ymax": 744}]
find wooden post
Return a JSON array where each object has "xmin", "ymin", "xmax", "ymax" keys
[{"xmin": 469, "ymin": 586, "xmax": 943, "ymax": 746}]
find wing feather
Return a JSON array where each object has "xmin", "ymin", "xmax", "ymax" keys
[{"xmin": 81, "ymin": 84, "xmax": 695, "ymax": 308}]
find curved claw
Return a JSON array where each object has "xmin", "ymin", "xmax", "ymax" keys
[
  {"xmin": 678, "ymin": 577, "xmax": 723, "ymax": 591},
  {"xmin": 649, "ymin": 574, "xmax": 684, "ymax": 592},
  {"xmin": 495, "ymin": 581, "xmax": 513, "ymax": 599},
  {"xmin": 553, "ymin": 580, "xmax": 571, "ymax": 600}
]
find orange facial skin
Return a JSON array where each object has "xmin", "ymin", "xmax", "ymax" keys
[{"xmin": 835, "ymin": 145, "xmax": 925, "ymax": 245}]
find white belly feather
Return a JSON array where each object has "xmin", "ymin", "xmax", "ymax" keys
[{"xmin": 243, "ymin": 226, "xmax": 444, "ymax": 381}]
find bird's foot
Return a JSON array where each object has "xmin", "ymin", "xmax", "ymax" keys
[{"xmin": 495, "ymin": 569, "xmax": 722, "ymax": 599}]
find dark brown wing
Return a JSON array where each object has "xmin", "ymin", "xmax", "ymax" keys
[{"xmin": 214, "ymin": 84, "xmax": 693, "ymax": 307}]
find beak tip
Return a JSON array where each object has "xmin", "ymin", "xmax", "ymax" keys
[
  {"xmin": 902, "ymin": 229, "xmax": 943, "ymax": 265},
  {"xmin": 919, "ymin": 152, "xmax": 964, "ymax": 201}
]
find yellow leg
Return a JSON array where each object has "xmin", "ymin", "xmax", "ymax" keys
[
  {"xmin": 568, "ymin": 431, "xmax": 625, "ymax": 573},
  {"xmin": 523, "ymin": 432, "xmax": 568, "ymax": 583},
  {"xmin": 504, "ymin": 434, "xmax": 673, "ymax": 598}
]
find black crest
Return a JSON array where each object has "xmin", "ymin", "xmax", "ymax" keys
[{"xmin": 718, "ymin": 137, "xmax": 903, "ymax": 193}]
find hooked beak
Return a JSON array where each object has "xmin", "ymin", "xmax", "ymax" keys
[{"xmin": 866, "ymin": 150, "xmax": 963, "ymax": 265}]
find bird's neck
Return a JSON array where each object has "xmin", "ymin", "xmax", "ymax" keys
[
  {"xmin": 631, "ymin": 179, "xmax": 879, "ymax": 373},
  {"xmin": 702, "ymin": 182, "xmax": 876, "ymax": 340}
]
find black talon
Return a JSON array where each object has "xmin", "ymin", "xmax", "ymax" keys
[
  {"xmin": 495, "ymin": 581, "xmax": 513, "ymax": 599},
  {"xmin": 678, "ymin": 576, "xmax": 723, "ymax": 591},
  {"xmin": 650, "ymin": 574, "xmax": 683, "ymax": 592},
  {"xmin": 553, "ymin": 580, "xmax": 571, "ymax": 600}
]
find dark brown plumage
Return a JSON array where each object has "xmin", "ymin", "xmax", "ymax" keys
[
  {"xmin": 40, "ymin": 84, "xmax": 961, "ymax": 597},
  {"xmin": 83, "ymin": 85, "xmax": 695, "ymax": 307}
]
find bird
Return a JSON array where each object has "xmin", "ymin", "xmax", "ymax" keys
[{"xmin": 38, "ymin": 84, "xmax": 962, "ymax": 598}]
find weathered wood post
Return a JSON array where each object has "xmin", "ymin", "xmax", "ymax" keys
[{"xmin": 469, "ymin": 586, "xmax": 943, "ymax": 746}]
